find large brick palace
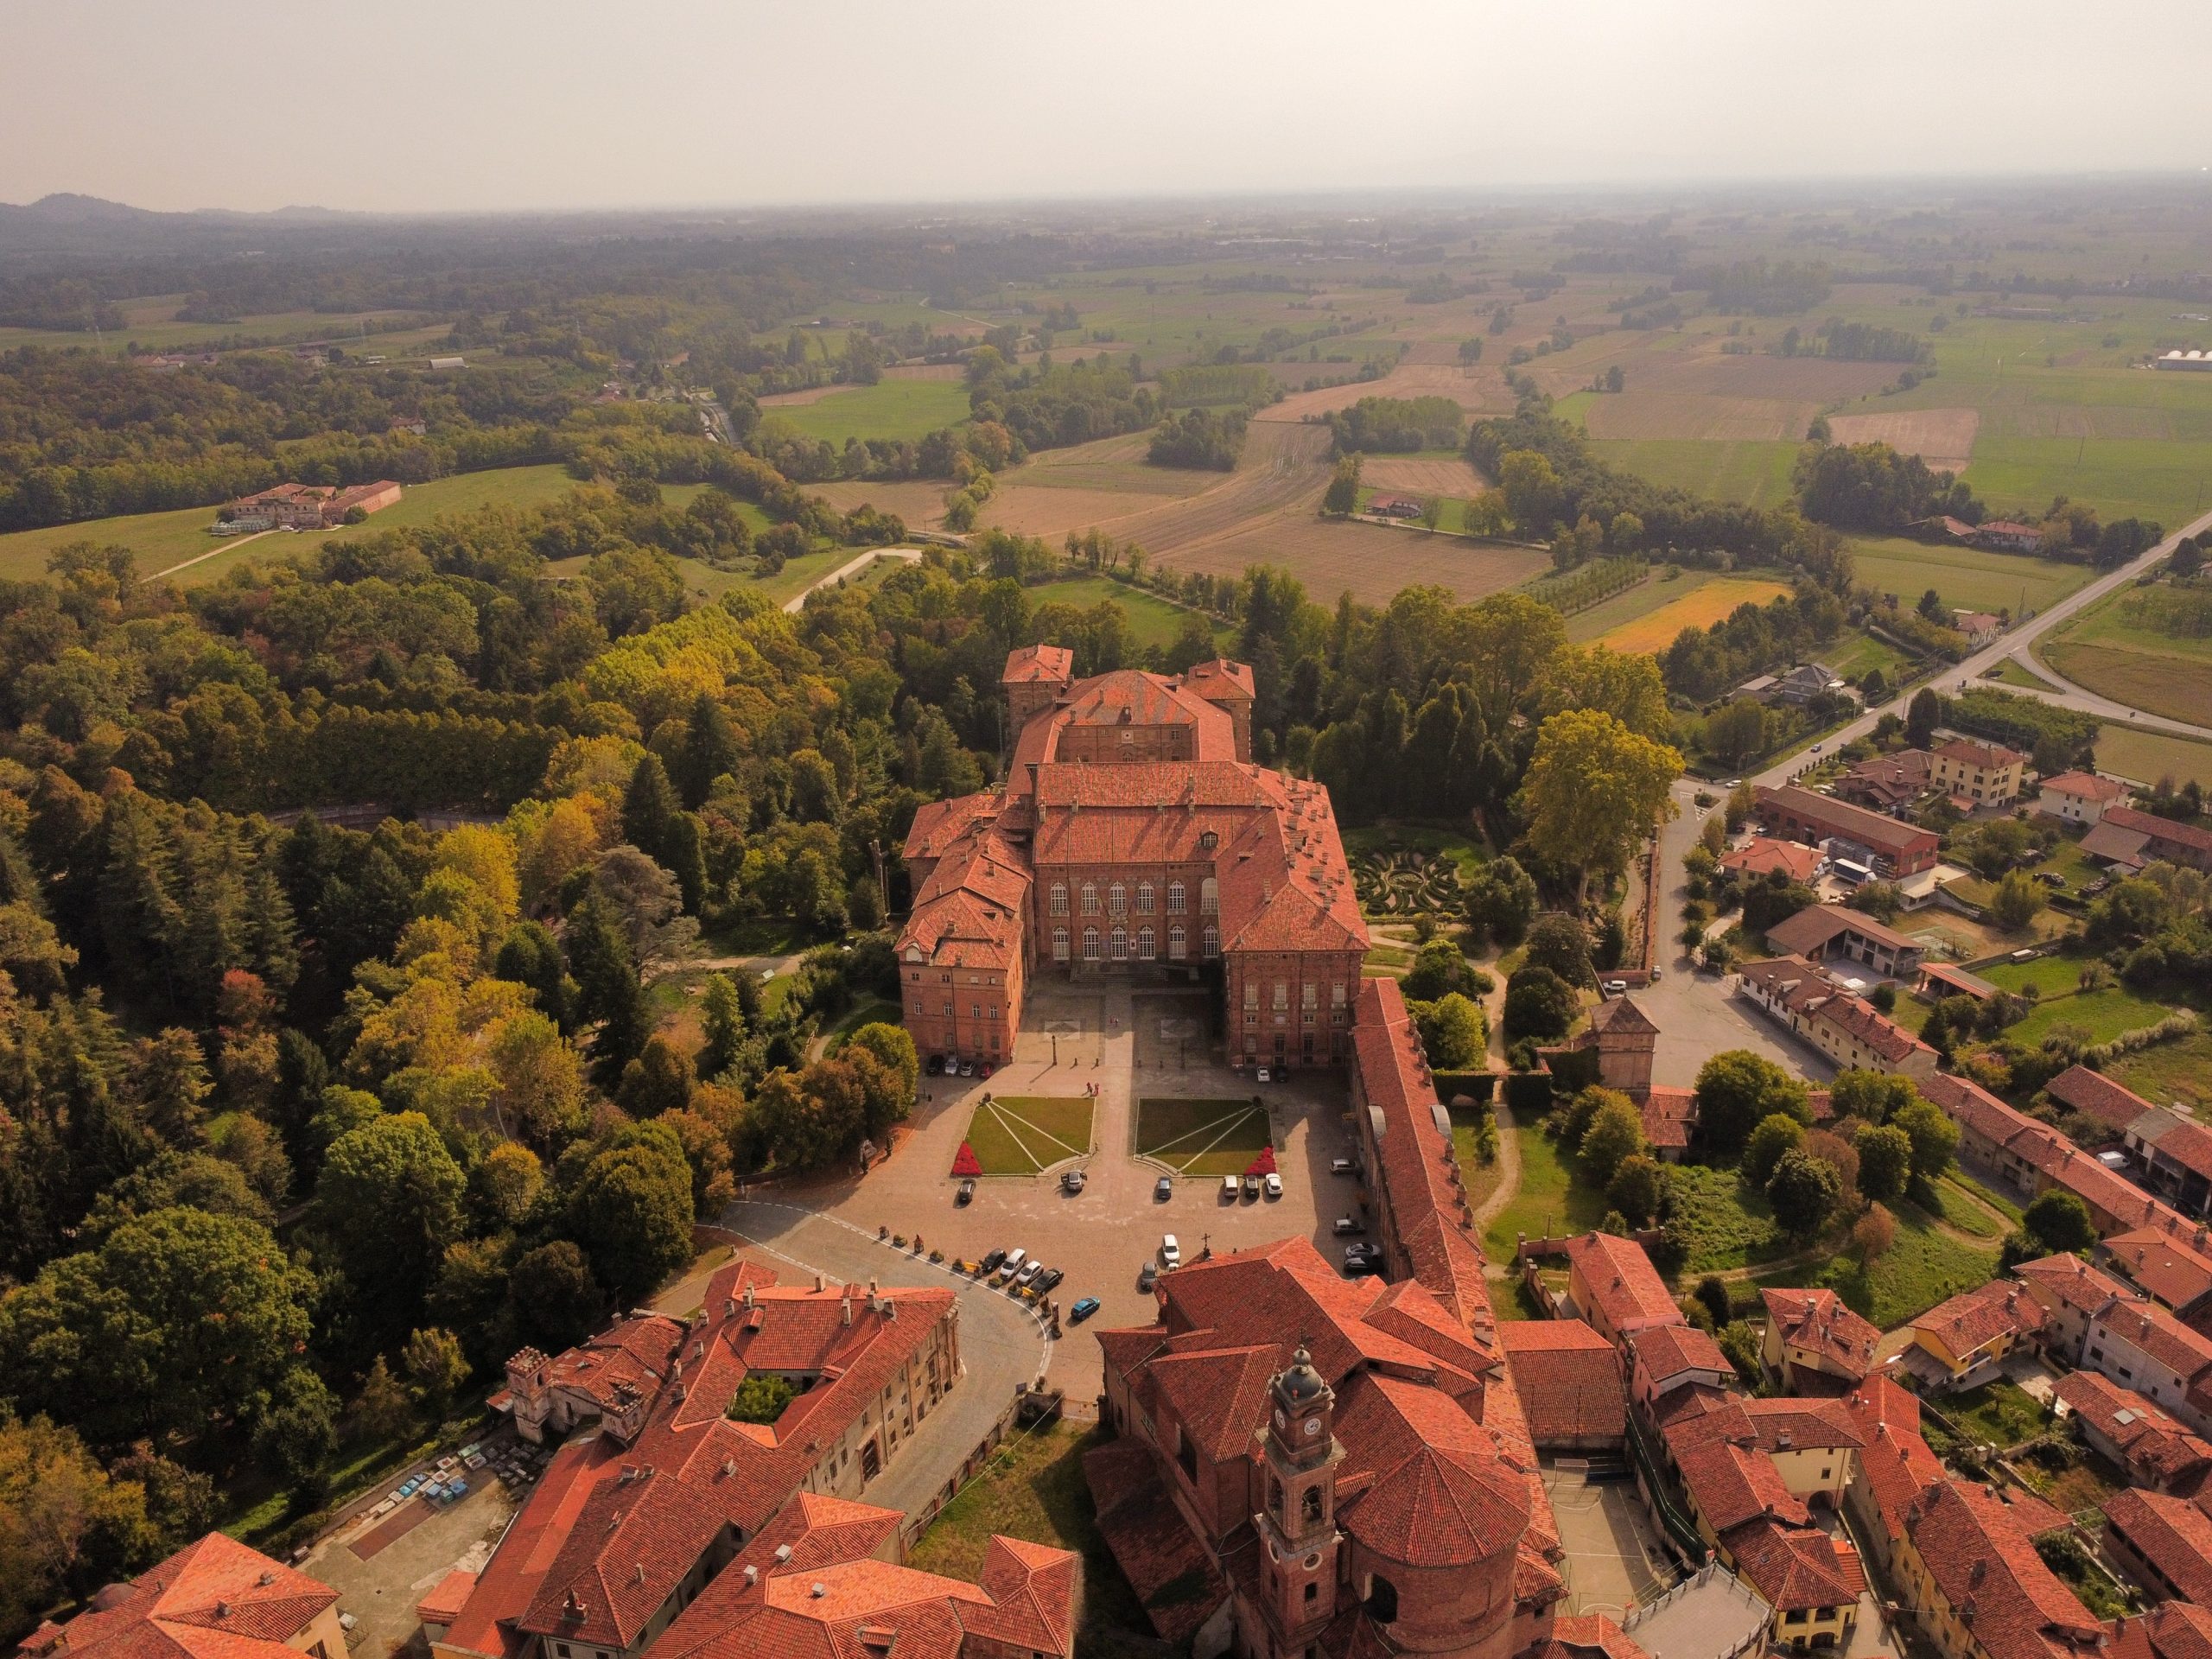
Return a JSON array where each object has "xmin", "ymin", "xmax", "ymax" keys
[{"xmin": 896, "ymin": 646, "xmax": 1369, "ymax": 1071}]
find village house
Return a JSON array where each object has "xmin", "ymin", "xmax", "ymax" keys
[
  {"xmin": 1754, "ymin": 785, "xmax": 1942, "ymax": 878},
  {"xmin": 1971, "ymin": 519, "xmax": 2044, "ymax": 552},
  {"xmin": 2123, "ymin": 1107, "xmax": 2212, "ymax": 1221},
  {"xmin": 2110, "ymin": 1605, "xmax": 2212, "ymax": 1659},
  {"xmin": 899, "ymin": 651, "xmax": 1366, "ymax": 1072},
  {"xmin": 1564, "ymin": 1230, "xmax": 1687, "ymax": 1347},
  {"xmin": 1734, "ymin": 955, "xmax": 1937, "ymax": 1077},
  {"xmin": 435, "ymin": 1258, "xmax": 961, "ymax": 1659},
  {"xmin": 1952, "ymin": 610, "xmax": 2003, "ymax": 646},
  {"xmin": 2082, "ymin": 804, "xmax": 2212, "ymax": 876},
  {"xmin": 2036, "ymin": 771, "xmax": 2130, "ymax": 826},
  {"xmin": 1838, "ymin": 1376, "xmax": 1946, "ymax": 1580},
  {"xmin": 2101, "ymin": 1487, "xmax": 2212, "ymax": 1607},
  {"xmin": 1760, "ymin": 1288, "xmax": 1881, "ymax": 1394},
  {"xmin": 2015, "ymin": 1251, "xmax": 2135, "ymax": 1361},
  {"xmin": 1764, "ymin": 905, "xmax": 1926, "ymax": 980},
  {"xmin": 1721, "ymin": 836, "xmax": 1827, "ymax": 884},
  {"xmin": 1835, "ymin": 749, "xmax": 1933, "ymax": 813},
  {"xmin": 2082, "ymin": 1296, "xmax": 2212, "ymax": 1435},
  {"xmin": 22, "ymin": 1535, "xmax": 349, "ymax": 1659},
  {"xmin": 1919, "ymin": 1072, "xmax": 2189, "ymax": 1237},
  {"xmin": 1624, "ymin": 1324, "xmax": 1735, "ymax": 1426},
  {"xmin": 1929, "ymin": 740, "xmax": 2027, "ymax": 808},
  {"xmin": 224, "ymin": 480, "xmax": 403, "ymax": 531},
  {"xmin": 1498, "ymin": 1319, "xmax": 1629, "ymax": 1452},
  {"xmin": 2101, "ymin": 1221, "xmax": 2212, "ymax": 1326},
  {"xmin": 1903, "ymin": 1279, "xmax": 2046, "ymax": 1392},
  {"xmin": 2052, "ymin": 1370, "xmax": 2212, "ymax": 1494},
  {"xmin": 1743, "ymin": 663, "xmax": 1855, "ymax": 709},
  {"xmin": 1893, "ymin": 1481, "xmax": 2101, "ymax": 1659}
]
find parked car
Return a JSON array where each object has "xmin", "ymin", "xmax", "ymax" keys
[
  {"xmin": 1137, "ymin": 1263, "xmax": 1158, "ymax": 1292},
  {"xmin": 1069, "ymin": 1296, "xmax": 1101, "ymax": 1323},
  {"xmin": 2037, "ymin": 871, "xmax": 2066, "ymax": 887},
  {"xmin": 1061, "ymin": 1168, "xmax": 1086, "ymax": 1193},
  {"xmin": 995, "ymin": 1248, "xmax": 1027, "ymax": 1281},
  {"xmin": 956, "ymin": 1179, "xmax": 975, "ymax": 1205},
  {"xmin": 926, "ymin": 1054, "xmax": 944, "ymax": 1076},
  {"xmin": 1332, "ymin": 1216, "xmax": 1364, "ymax": 1235},
  {"xmin": 1342, "ymin": 1249, "xmax": 1382, "ymax": 1278},
  {"xmin": 1330, "ymin": 1157, "xmax": 1356, "ymax": 1176},
  {"xmin": 959, "ymin": 1059, "xmax": 976, "ymax": 1077},
  {"xmin": 980, "ymin": 1062, "xmax": 995, "ymax": 1079},
  {"xmin": 1243, "ymin": 1174, "xmax": 1261, "ymax": 1201},
  {"xmin": 980, "ymin": 1247, "xmax": 1007, "ymax": 1274},
  {"xmin": 1602, "ymin": 979, "xmax": 1628, "ymax": 996},
  {"xmin": 1264, "ymin": 1173, "xmax": 1282, "ymax": 1199},
  {"xmin": 1033, "ymin": 1267, "xmax": 1064, "ymax": 1294},
  {"xmin": 1255, "ymin": 1066, "xmax": 1272, "ymax": 1084},
  {"xmin": 1154, "ymin": 1175, "xmax": 1173, "ymax": 1201},
  {"xmin": 1014, "ymin": 1260, "xmax": 1044, "ymax": 1289},
  {"xmin": 1222, "ymin": 1174, "xmax": 1240, "ymax": 1200},
  {"xmin": 1160, "ymin": 1234, "xmax": 1181, "ymax": 1269}
]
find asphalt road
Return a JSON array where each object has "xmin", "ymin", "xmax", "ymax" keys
[
  {"xmin": 708, "ymin": 1198, "xmax": 1052, "ymax": 1519},
  {"xmin": 1753, "ymin": 509, "xmax": 2212, "ymax": 789}
]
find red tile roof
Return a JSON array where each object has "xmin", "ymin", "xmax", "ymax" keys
[
  {"xmin": 1936, "ymin": 739, "xmax": 2027, "ymax": 769},
  {"xmin": 1498, "ymin": 1319, "xmax": 1626, "ymax": 1444},
  {"xmin": 1920, "ymin": 1071, "xmax": 2186, "ymax": 1236},
  {"xmin": 2056, "ymin": 1370, "xmax": 2212, "ymax": 1487},
  {"xmin": 2105, "ymin": 1224, "xmax": 2212, "ymax": 1313},
  {"xmin": 1080, "ymin": 1438, "xmax": 1225, "ymax": 1646},
  {"xmin": 1738, "ymin": 1396, "xmax": 1867, "ymax": 1453},
  {"xmin": 2119, "ymin": 1603, "xmax": 2212, "ymax": 1659},
  {"xmin": 1757, "ymin": 785, "xmax": 1942, "ymax": 859},
  {"xmin": 1736, "ymin": 956, "xmax": 1933, "ymax": 1065},
  {"xmin": 441, "ymin": 1436, "xmax": 626, "ymax": 1659},
  {"xmin": 2104, "ymin": 805, "xmax": 2212, "ymax": 862},
  {"xmin": 2090, "ymin": 1298, "xmax": 2212, "ymax": 1389},
  {"xmin": 2039, "ymin": 772, "xmax": 2127, "ymax": 804},
  {"xmin": 416, "ymin": 1570, "xmax": 477, "ymax": 1627},
  {"xmin": 1725, "ymin": 1515, "xmax": 1866, "ymax": 1611},
  {"xmin": 1669, "ymin": 1425, "xmax": 1808, "ymax": 1534},
  {"xmin": 1762, "ymin": 1287, "xmax": 1881, "ymax": 1379},
  {"xmin": 1841, "ymin": 1376, "xmax": 1946, "ymax": 1535},
  {"xmin": 2103, "ymin": 1488, "xmax": 2212, "ymax": 1605},
  {"xmin": 1565, "ymin": 1231, "xmax": 1686, "ymax": 1338},
  {"xmin": 2044, "ymin": 1065, "xmax": 2154, "ymax": 1132},
  {"xmin": 1640, "ymin": 1087, "xmax": 1697, "ymax": 1150},
  {"xmin": 1766, "ymin": 905, "xmax": 1921, "ymax": 958},
  {"xmin": 1721, "ymin": 837, "xmax": 1825, "ymax": 883},
  {"xmin": 1540, "ymin": 1613, "xmax": 1656, "ymax": 1659},
  {"xmin": 1626, "ymin": 1323, "xmax": 1732, "ymax": 1387},
  {"xmin": 1912, "ymin": 1280, "xmax": 2044, "ymax": 1362},
  {"xmin": 1904, "ymin": 1480, "xmax": 2101, "ymax": 1659},
  {"xmin": 22, "ymin": 1534, "xmax": 338, "ymax": 1659},
  {"xmin": 1000, "ymin": 643, "xmax": 1071, "ymax": 684},
  {"xmin": 2013, "ymin": 1253, "xmax": 2133, "ymax": 1325}
]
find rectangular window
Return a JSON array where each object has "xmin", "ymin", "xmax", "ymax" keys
[
  {"xmin": 1302, "ymin": 982, "xmax": 1317, "ymax": 1008},
  {"xmin": 1245, "ymin": 982, "xmax": 1259, "ymax": 1009},
  {"xmin": 1274, "ymin": 982, "xmax": 1288, "ymax": 1009}
]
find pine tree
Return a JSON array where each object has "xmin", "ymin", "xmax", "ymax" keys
[
  {"xmin": 564, "ymin": 891, "xmax": 648, "ymax": 1084},
  {"xmin": 678, "ymin": 695, "xmax": 743, "ymax": 810},
  {"xmin": 700, "ymin": 973, "xmax": 747, "ymax": 1080},
  {"xmin": 622, "ymin": 754, "xmax": 682, "ymax": 865},
  {"xmin": 244, "ymin": 857, "xmax": 300, "ymax": 995},
  {"xmin": 134, "ymin": 1028, "xmax": 212, "ymax": 1147}
]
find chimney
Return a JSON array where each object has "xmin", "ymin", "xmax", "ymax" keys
[
  {"xmin": 842, "ymin": 1295, "xmax": 853, "ymax": 1327},
  {"xmin": 814, "ymin": 1272, "xmax": 825, "ymax": 1294},
  {"xmin": 744, "ymin": 1565, "xmax": 759, "ymax": 1586},
  {"xmin": 744, "ymin": 1281, "xmax": 757, "ymax": 1309},
  {"xmin": 810, "ymin": 1584, "xmax": 827, "ymax": 1599},
  {"xmin": 775, "ymin": 1545, "xmax": 794, "ymax": 1564}
]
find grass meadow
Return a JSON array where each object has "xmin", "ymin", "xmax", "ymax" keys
[
  {"xmin": 1021, "ymin": 575, "xmax": 1230, "ymax": 652},
  {"xmin": 760, "ymin": 378, "xmax": 972, "ymax": 445},
  {"xmin": 2037, "ymin": 586, "xmax": 2212, "ymax": 728},
  {"xmin": 963, "ymin": 1096, "xmax": 1095, "ymax": 1175},
  {"xmin": 1847, "ymin": 536, "xmax": 2097, "ymax": 616},
  {"xmin": 2092, "ymin": 723, "xmax": 2212, "ymax": 790}
]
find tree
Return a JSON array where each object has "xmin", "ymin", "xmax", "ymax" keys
[
  {"xmin": 1917, "ymin": 588, "xmax": 1945, "ymax": 621},
  {"xmin": 616, "ymin": 1035, "xmax": 696, "ymax": 1119},
  {"xmin": 2023, "ymin": 1190, "xmax": 2097, "ymax": 1257},
  {"xmin": 1414, "ymin": 993, "xmax": 1488, "ymax": 1069},
  {"xmin": 1853, "ymin": 1122, "xmax": 1913, "ymax": 1204},
  {"xmin": 1458, "ymin": 337, "xmax": 1485, "ymax": 368},
  {"xmin": 1703, "ymin": 699, "xmax": 1770, "ymax": 770},
  {"xmin": 1893, "ymin": 1095, "xmax": 1960, "ymax": 1182},
  {"xmin": 0, "ymin": 1207, "xmax": 314, "ymax": 1447},
  {"xmin": 1717, "ymin": 1320, "xmax": 1764, "ymax": 1386},
  {"xmin": 0, "ymin": 1412, "xmax": 162, "ymax": 1639},
  {"xmin": 1694, "ymin": 1051, "xmax": 1811, "ymax": 1159},
  {"xmin": 251, "ymin": 1369, "xmax": 337, "ymax": 1495},
  {"xmin": 508, "ymin": 1240, "xmax": 603, "ymax": 1353},
  {"xmin": 1905, "ymin": 688, "xmax": 1942, "ymax": 751},
  {"xmin": 1990, "ymin": 870, "xmax": 2046, "ymax": 932},
  {"xmin": 355, "ymin": 1356, "xmax": 412, "ymax": 1443},
  {"xmin": 495, "ymin": 921, "xmax": 575, "ymax": 1029},
  {"xmin": 309, "ymin": 1111, "xmax": 465, "ymax": 1344},
  {"xmin": 1516, "ymin": 709, "xmax": 1681, "ymax": 895},
  {"xmin": 1523, "ymin": 913, "xmax": 1594, "ymax": 987},
  {"xmin": 402, "ymin": 1326, "xmax": 470, "ymax": 1418},
  {"xmin": 1580, "ymin": 1096, "xmax": 1647, "ymax": 1185},
  {"xmin": 1830, "ymin": 1069, "xmax": 1916, "ymax": 1125},
  {"xmin": 1502, "ymin": 965, "xmax": 1578, "ymax": 1043},
  {"xmin": 1402, "ymin": 938, "xmax": 1473, "ymax": 1001},
  {"xmin": 472, "ymin": 1141, "xmax": 544, "ymax": 1230},
  {"xmin": 727, "ymin": 1373, "xmax": 796, "ymax": 1425},
  {"xmin": 699, "ymin": 973, "xmax": 747, "ymax": 1079},
  {"xmin": 1741, "ymin": 1112, "xmax": 1806, "ymax": 1185},
  {"xmin": 566, "ymin": 1122, "xmax": 695, "ymax": 1305},
  {"xmin": 1694, "ymin": 1275, "xmax": 1732, "ymax": 1328},
  {"xmin": 1465, "ymin": 856, "xmax": 1538, "ymax": 948},
  {"xmin": 1322, "ymin": 455, "xmax": 1362, "ymax": 516},
  {"xmin": 1767, "ymin": 1149, "xmax": 1842, "ymax": 1237},
  {"xmin": 1853, "ymin": 1203, "xmax": 1897, "ymax": 1265},
  {"xmin": 1608, "ymin": 1154, "xmax": 1669, "ymax": 1226},
  {"xmin": 845, "ymin": 1024, "xmax": 920, "ymax": 1114},
  {"xmin": 565, "ymin": 888, "xmax": 649, "ymax": 1085}
]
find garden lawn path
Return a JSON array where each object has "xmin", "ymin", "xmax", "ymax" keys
[{"xmin": 1471, "ymin": 1101, "xmax": 1524, "ymax": 1281}]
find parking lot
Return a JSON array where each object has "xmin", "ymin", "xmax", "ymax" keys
[{"xmin": 731, "ymin": 981, "xmax": 1363, "ymax": 1400}]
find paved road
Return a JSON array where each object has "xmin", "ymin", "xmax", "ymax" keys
[
  {"xmin": 1753, "ymin": 510, "xmax": 2212, "ymax": 788},
  {"xmin": 706, "ymin": 1199, "xmax": 1051, "ymax": 1519},
  {"xmin": 1997, "ymin": 640, "xmax": 2212, "ymax": 741},
  {"xmin": 781, "ymin": 546, "xmax": 923, "ymax": 613}
]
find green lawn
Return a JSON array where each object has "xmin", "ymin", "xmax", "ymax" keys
[
  {"xmin": 1941, "ymin": 1378, "xmax": 2050, "ymax": 1449},
  {"xmin": 823, "ymin": 999, "xmax": 903, "ymax": 1055},
  {"xmin": 1665, "ymin": 1163, "xmax": 1785, "ymax": 1274},
  {"xmin": 0, "ymin": 463, "xmax": 585, "ymax": 585},
  {"xmin": 760, "ymin": 378, "xmax": 973, "ymax": 445},
  {"xmin": 1779, "ymin": 1198, "xmax": 2000, "ymax": 1329},
  {"xmin": 747, "ymin": 543, "xmax": 864, "ymax": 604},
  {"xmin": 906, "ymin": 1422, "xmax": 1158, "ymax": 1659},
  {"xmin": 1586, "ymin": 438, "xmax": 1803, "ymax": 509},
  {"xmin": 964, "ymin": 1096, "xmax": 1095, "ymax": 1175},
  {"xmin": 1022, "ymin": 575, "xmax": 1230, "ymax": 652},
  {"xmin": 2007, "ymin": 986, "xmax": 2177, "ymax": 1046},
  {"xmin": 2094, "ymin": 723, "xmax": 2212, "ymax": 791},
  {"xmin": 1847, "ymin": 535, "xmax": 2097, "ymax": 618},
  {"xmin": 1928, "ymin": 1173, "xmax": 2014, "ymax": 1237},
  {"xmin": 1482, "ymin": 1127, "xmax": 1606, "ymax": 1265},
  {"xmin": 1562, "ymin": 566, "xmax": 1733, "ymax": 645},
  {"xmin": 2037, "ymin": 585, "xmax": 2212, "ymax": 729},
  {"xmin": 2104, "ymin": 1025, "xmax": 2212, "ymax": 1116},
  {"xmin": 1134, "ymin": 1096, "xmax": 1270, "ymax": 1177},
  {"xmin": 1989, "ymin": 656, "xmax": 2061, "ymax": 691},
  {"xmin": 1821, "ymin": 629, "xmax": 1915, "ymax": 683}
]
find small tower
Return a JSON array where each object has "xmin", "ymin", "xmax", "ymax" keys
[
  {"xmin": 1255, "ymin": 1344, "xmax": 1344, "ymax": 1649},
  {"xmin": 1001, "ymin": 645, "xmax": 1073, "ymax": 743}
]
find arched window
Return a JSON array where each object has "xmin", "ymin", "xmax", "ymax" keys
[
  {"xmin": 1167, "ymin": 881, "xmax": 1186, "ymax": 914},
  {"xmin": 1052, "ymin": 927, "xmax": 1070, "ymax": 962},
  {"xmin": 1083, "ymin": 927, "xmax": 1101, "ymax": 962},
  {"xmin": 1110, "ymin": 926, "xmax": 1128, "ymax": 961},
  {"xmin": 1049, "ymin": 882, "xmax": 1068, "ymax": 916},
  {"xmin": 1199, "ymin": 877, "xmax": 1218, "ymax": 916},
  {"xmin": 1168, "ymin": 925, "xmax": 1186, "ymax": 959},
  {"xmin": 1136, "ymin": 883, "xmax": 1155, "ymax": 914},
  {"xmin": 1109, "ymin": 882, "xmax": 1127, "ymax": 916},
  {"xmin": 1203, "ymin": 925, "xmax": 1219, "ymax": 958},
  {"xmin": 1302, "ymin": 1484, "xmax": 1325, "ymax": 1524},
  {"xmin": 1365, "ymin": 1575, "xmax": 1399, "ymax": 1624},
  {"xmin": 1137, "ymin": 926, "xmax": 1156, "ymax": 960},
  {"xmin": 1081, "ymin": 883, "xmax": 1099, "ymax": 916}
]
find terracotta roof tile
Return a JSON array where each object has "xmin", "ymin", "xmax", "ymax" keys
[
  {"xmin": 1904, "ymin": 1481, "xmax": 2101, "ymax": 1659},
  {"xmin": 1842, "ymin": 1376, "xmax": 1946, "ymax": 1535},
  {"xmin": 1498, "ymin": 1320, "xmax": 1625, "ymax": 1444},
  {"xmin": 2045, "ymin": 1065, "xmax": 2155, "ymax": 1133},
  {"xmin": 1565, "ymin": 1231, "xmax": 1685, "ymax": 1337},
  {"xmin": 2102, "ymin": 1488, "xmax": 2212, "ymax": 1605},
  {"xmin": 1762, "ymin": 1288, "xmax": 1881, "ymax": 1378},
  {"xmin": 2056, "ymin": 1371, "xmax": 2212, "ymax": 1486},
  {"xmin": 1913, "ymin": 1280, "xmax": 2044, "ymax": 1361},
  {"xmin": 2105, "ymin": 1225, "xmax": 2212, "ymax": 1313},
  {"xmin": 1626, "ymin": 1323, "xmax": 1732, "ymax": 1385},
  {"xmin": 22, "ymin": 1535, "xmax": 339, "ymax": 1659},
  {"xmin": 1726, "ymin": 1516, "xmax": 1866, "ymax": 1611}
]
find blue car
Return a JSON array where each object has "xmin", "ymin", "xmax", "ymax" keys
[{"xmin": 1068, "ymin": 1296, "xmax": 1101, "ymax": 1323}]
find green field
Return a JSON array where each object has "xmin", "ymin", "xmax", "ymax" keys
[
  {"xmin": 761, "ymin": 378, "xmax": 972, "ymax": 445},
  {"xmin": 1586, "ymin": 438, "xmax": 1803, "ymax": 509},
  {"xmin": 2037, "ymin": 586, "xmax": 2212, "ymax": 728},
  {"xmin": 1481, "ymin": 1127, "xmax": 1605, "ymax": 1265},
  {"xmin": 0, "ymin": 302, "xmax": 437, "ymax": 357},
  {"xmin": 1821, "ymin": 628, "xmax": 1915, "ymax": 683},
  {"xmin": 0, "ymin": 463, "xmax": 585, "ymax": 585},
  {"xmin": 1022, "ymin": 575, "xmax": 1229, "ymax": 652},
  {"xmin": 1847, "ymin": 535, "xmax": 2097, "ymax": 617},
  {"xmin": 2094, "ymin": 723, "xmax": 2212, "ymax": 790},
  {"xmin": 2005, "ymin": 986, "xmax": 2177, "ymax": 1046},
  {"xmin": 2105, "ymin": 1027, "xmax": 2212, "ymax": 1116},
  {"xmin": 963, "ymin": 1096, "xmax": 1095, "ymax": 1175},
  {"xmin": 1761, "ymin": 1198, "xmax": 1999, "ymax": 1329},
  {"xmin": 1988, "ymin": 657, "xmax": 2060, "ymax": 690},
  {"xmin": 1563, "ymin": 567, "xmax": 1728, "ymax": 644},
  {"xmin": 1134, "ymin": 1096, "xmax": 1271, "ymax": 1177}
]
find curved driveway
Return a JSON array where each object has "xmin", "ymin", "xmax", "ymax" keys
[
  {"xmin": 1754, "ymin": 509, "xmax": 2212, "ymax": 787},
  {"xmin": 709, "ymin": 1198, "xmax": 1051, "ymax": 1519}
]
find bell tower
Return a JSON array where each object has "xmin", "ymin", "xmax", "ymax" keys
[{"xmin": 1253, "ymin": 1344, "xmax": 1344, "ymax": 1654}]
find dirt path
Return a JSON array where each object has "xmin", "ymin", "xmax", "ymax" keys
[
  {"xmin": 151, "ymin": 527, "xmax": 274, "ymax": 579},
  {"xmin": 1470, "ymin": 1103, "xmax": 1523, "ymax": 1236},
  {"xmin": 780, "ymin": 546, "xmax": 921, "ymax": 613}
]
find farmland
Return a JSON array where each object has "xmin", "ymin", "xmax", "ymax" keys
[
  {"xmin": 1586, "ymin": 437, "xmax": 1803, "ymax": 508},
  {"xmin": 2092, "ymin": 723, "xmax": 2212, "ymax": 790},
  {"xmin": 756, "ymin": 378, "xmax": 973, "ymax": 445},
  {"xmin": 0, "ymin": 297, "xmax": 439, "ymax": 357},
  {"xmin": 1846, "ymin": 536, "xmax": 2096, "ymax": 617},
  {"xmin": 1592, "ymin": 575, "xmax": 1796, "ymax": 653},
  {"xmin": 2037, "ymin": 587, "xmax": 2212, "ymax": 728}
]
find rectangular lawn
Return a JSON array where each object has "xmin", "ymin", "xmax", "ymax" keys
[
  {"xmin": 964, "ymin": 1096, "xmax": 1095, "ymax": 1174},
  {"xmin": 1135, "ymin": 1096, "xmax": 1271, "ymax": 1177}
]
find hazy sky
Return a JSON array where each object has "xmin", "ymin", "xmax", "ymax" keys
[{"xmin": 6, "ymin": 0, "xmax": 2209, "ymax": 213}]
